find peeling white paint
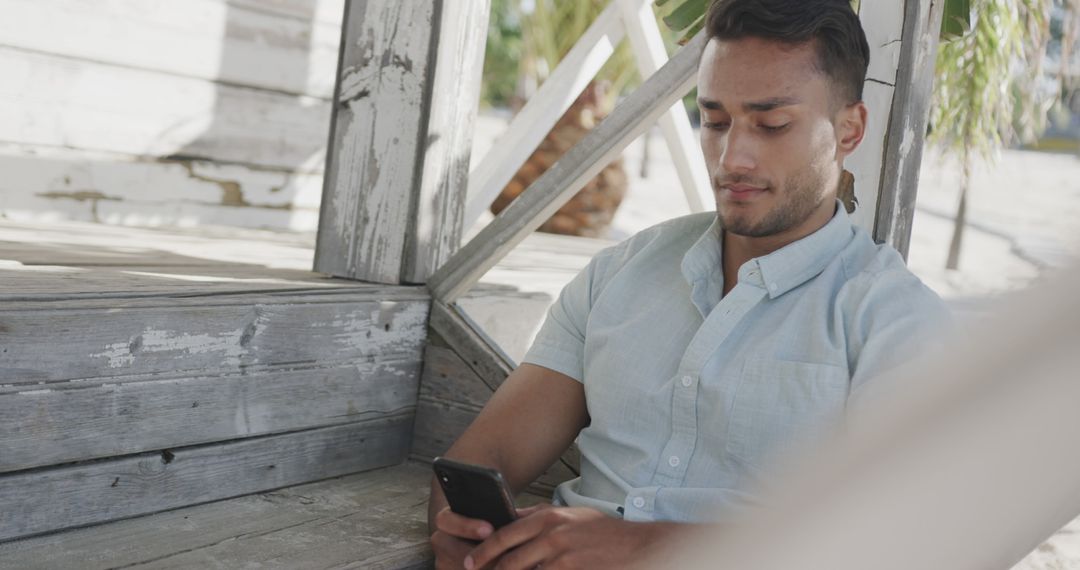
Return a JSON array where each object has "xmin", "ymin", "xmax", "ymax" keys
[{"xmin": 90, "ymin": 327, "xmax": 246, "ymax": 369}]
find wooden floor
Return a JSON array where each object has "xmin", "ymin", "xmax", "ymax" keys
[{"xmin": 0, "ymin": 462, "xmax": 435, "ymax": 569}]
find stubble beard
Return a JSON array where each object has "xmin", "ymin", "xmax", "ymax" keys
[{"xmin": 716, "ymin": 168, "xmax": 829, "ymax": 238}]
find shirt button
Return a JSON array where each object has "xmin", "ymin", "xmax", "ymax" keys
[
  {"xmin": 668, "ymin": 456, "xmax": 681, "ymax": 467},
  {"xmin": 681, "ymin": 375, "xmax": 693, "ymax": 387},
  {"xmin": 768, "ymin": 282, "xmax": 778, "ymax": 292},
  {"xmin": 632, "ymin": 497, "xmax": 646, "ymax": 509}
]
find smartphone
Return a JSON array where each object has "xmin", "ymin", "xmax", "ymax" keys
[{"xmin": 433, "ymin": 457, "xmax": 518, "ymax": 530}]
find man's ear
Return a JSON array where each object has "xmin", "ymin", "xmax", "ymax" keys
[{"xmin": 835, "ymin": 101, "xmax": 868, "ymax": 158}]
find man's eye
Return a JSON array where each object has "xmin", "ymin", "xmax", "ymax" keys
[
  {"xmin": 704, "ymin": 121, "xmax": 730, "ymax": 131},
  {"xmin": 761, "ymin": 123, "xmax": 790, "ymax": 133}
]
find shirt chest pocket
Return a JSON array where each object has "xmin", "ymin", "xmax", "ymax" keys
[{"xmin": 725, "ymin": 356, "xmax": 850, "ymax": 473}]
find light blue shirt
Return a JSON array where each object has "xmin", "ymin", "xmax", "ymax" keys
[{"xmin": 521, "ymin": 203, "xmax": 951, "ymax": 523}]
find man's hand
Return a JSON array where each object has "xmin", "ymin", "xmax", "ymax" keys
[
  {"xmin": 465, "ymin": 506, "xmax": 681, "ymax": 570},
  {"xmin": 431, "ymin": 507, "xmax": 495, "ymax": 570}
]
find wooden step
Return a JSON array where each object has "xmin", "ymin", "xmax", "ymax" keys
[{"xmin": 0, "ymin": 462, "xmax": 436, "ymax": 569}]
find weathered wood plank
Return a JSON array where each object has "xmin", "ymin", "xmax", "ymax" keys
[
  {"xmin": 0, "ymin": 296, "xmax": 429, "ymax": 384},
  {"xmin": 0, "ymin": 0, "xmax": 342, "ymax": 98},
  {"xmin": 0, "ymin": 287, "xmax": 429, "ymax": 313},
  {"xmin": 0, "ymin": 417, "xmax": 412, "ymax": 542},
  {"xmin": 427, "ymin": 32, "xmax": 708, "ymax": 303},
  {"xmin": 0, "ymin": 357, "xmax": 421, "ymax": 474},
  {"xmin": 873, "ymin": 0, "xmax": 946, "ymax": 256},
  {"xmin": 0, "ymin": 463, "xmax": 432, "ymax": 570},
  {"xmin": 463, "ymin": 2, "xmax": 626, "ymax": 229},
  {"xmin": 429, "ymin": 301, "xmax": 514, "ymax": 383},
  {"xmin": 314, "ymin": 0, "xmax": 437, "ymax": 283},
  {"xmin": 0, "ymin": 47, "xmax": 330, "ymax": 170},
  {"xmin": 400, "ymin": 0, "xmax": 490, "ymax": 283},
  {"xmin": 315, "ymin": 0, "xmax": 489, "ymax": 284},
  {"xmin": 846, "ymin": 1, "xmax": 906, "ymax": 232},
  {"xmin": 0, "ymin": 148, "xmax": 324, "ymax": 226}
]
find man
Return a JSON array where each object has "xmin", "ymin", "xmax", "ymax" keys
[{"xmin": 429, "ymin": 0, "xmax": 951, "ymax": 568}]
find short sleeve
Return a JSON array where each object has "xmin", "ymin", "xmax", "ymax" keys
[
  {"xmin": 521, "ymin": 251, "xmax": 611, "ymax": 383},
  {"xmin": 845, "ymin": 269, "xmax": 954, "ymax": 410}
]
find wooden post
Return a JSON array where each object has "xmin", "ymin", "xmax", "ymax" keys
[
  {"xmin": 873, "ymin": 0, "xmax": 946, "ymax": 258},
  {"xmin": 314, "ymin": 0, "xmax": 490, "ymax": 284}
]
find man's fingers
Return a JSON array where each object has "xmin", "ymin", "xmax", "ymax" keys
[
  {"xmin": 467, "ymin": 510, "xmax": 555, "ymax": 570},
  {"xmin": 435, "ymin": 507, "xmax": 494, "ymax": 540},
  {"xmin": 490, "ymin": 530, "xmax": 559, "ymax": 570},
  {"xmin": 431, "ymin": 531, "xmax": 478, "ymax": 570}
]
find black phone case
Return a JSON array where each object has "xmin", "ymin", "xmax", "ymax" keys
[{"xmin": 433, "ymin": 457, "xmax": 517, "ymax": 529}]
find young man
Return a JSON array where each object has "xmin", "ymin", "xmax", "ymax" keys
[{"xmin": 429, "ymin": 0, "xmax": 950, "ymax": 568}]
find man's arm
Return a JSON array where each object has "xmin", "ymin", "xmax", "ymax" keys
[{"xmin": 427, "ymin": 363, "xmax": 589, "ymax": 567}]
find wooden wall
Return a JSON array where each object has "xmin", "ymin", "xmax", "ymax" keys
[
  {"xmin": 0, "ymin": 284, "xmax": 430, "ymax": 541},
  {"xmin": 0, "ymin": 0, "xmax": 344, "ymax": 230}
]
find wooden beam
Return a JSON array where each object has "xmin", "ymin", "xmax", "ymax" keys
[
  {"xmin": 1, "ymin": 358, "xmax": 421, "ymax": 474},
  {"xmin": 428, "ymin": 32, "xmax": 707, "ymax": 303},
  {"xmin": 873, "ymin": 0, "xmax": 946, "ymax": 257},
  {"xmin": 314, "ymin": 0, "xmax": 488, "ymax": 284},
  {"xmin": 0, "ymin": 417, "xmax": 412, "ymax": 542},
  {"xmin": 402, "ymin": 0, "xmax": 491, "ymax": 282},
  {"xmin": 428, "ymin": 300, "xmax": 514, "ymax": 384},
  {"xmin": 462, "ymin": 2, "xmax": 626, "ymax": 229}
]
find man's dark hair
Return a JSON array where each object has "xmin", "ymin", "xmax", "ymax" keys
[{"xmin": 706, "ymin": 0, "xmax": 870, "ymax": 105}]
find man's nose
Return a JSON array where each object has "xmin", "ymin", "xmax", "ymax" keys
[{"xmin": 721, "ymin": 128, "xmax": 757, "ymax": 174}]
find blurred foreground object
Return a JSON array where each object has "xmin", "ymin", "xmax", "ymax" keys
[{"xmin": 657, "ymin": 264, "xmax": 1080, "ymax": 569}]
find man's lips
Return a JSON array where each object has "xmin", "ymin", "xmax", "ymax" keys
[{"xmin": 720, "ymin": 183, "xmax": 768, "ymax": 197}]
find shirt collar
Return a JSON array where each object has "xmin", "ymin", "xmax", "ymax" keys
[
  {"xmin": 753, "ymin": 200, "xmax": 854, "ymax": 299},
  {"xmin": 681, "ymin": 200, "xmax": 854, "ymax": 305}
]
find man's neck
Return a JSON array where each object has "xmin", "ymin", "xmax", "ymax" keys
[{"xmin": 721, "ymin": 201, "xmax": 837, "ymax": 296}]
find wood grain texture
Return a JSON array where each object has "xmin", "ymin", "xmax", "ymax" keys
[
  {"xmin": 429, "ymin": 300, "xmax": 514, "ymax": 383},
  {"xmin": 427, "ymin": 32, "xmax": 707, "ymax": 303},
  {"xmin": 0, "ymin": 47, "xmax": 330, "ymax": 171},
  {"xmin": 0, "ymin": 463, "xmax": 431, "ymax": 569},
  {"xmin": 873, "ymin": 0, "xmax": 946, "ymax": 257},
  {"xmin": 400, "ymin": 0, "xmax": 490, "ymax": 283},
  {"xmin": 0, "ymin": 0, "xmax": 342, "ymax": 98},
  {"xmin": 314, "ymin": 0, "xmax": 437, "ymax": 283},
  {"xmin": 0, "ymin": 417, "xmax": 413, "ymax": 542},
  {"xmin": 0, "ymin": 147, "xmax": 325, "ymax": 229},
  {"xmin": 0, "ymin": 357, "xmax": 421, "ymax": 474},
  {"xmin": 0, "ymin": 294, "xmax": 428, "ymax": 384},
  {"xmin": 846, "ymin": 1, "xmax": 906, "ymax": 232}
]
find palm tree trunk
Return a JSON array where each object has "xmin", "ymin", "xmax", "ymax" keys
[{"xmin": 945, "ymin": 149, "xmax": 971, "ymax": 270}]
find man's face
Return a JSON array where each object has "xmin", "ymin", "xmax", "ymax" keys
[{"xmin": 697, "ymin": 37, "xmax": 861, "ymax": 238}]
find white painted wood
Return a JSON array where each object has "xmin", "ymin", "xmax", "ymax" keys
[
  {"xmin": 0, "ymin": 48, "xmax": 331, "ymax": 171},
  {"xmin": 401, "ymin": 0, "xmax": 491, "ymax": 282},
  {"xmin": 0, "ymin": 0, "xmax": 342, "ymax": 98},
  {"xmin": 463, "ymin": 3, "xmax": 626, "ymax": 229},
  {"xmin": 0, "ymin": 146, "xmax": 324, "ymax": 229},
  {"xmin": 0, "ymin": 463, "xmax": 431, "ymax": 569},
  {"xmin": 617, "ymin": 0, "xmax": 712, "ymax": 213},
  {"xmin": 0, "ymin": 417, "xmax": 412, "ymax": 542},
  {"xmin": 314, "ymin": 0, "xmax": 436, "ymax": 283},
  {"xmin": 846, "ymin": 0, "xmax": 907, "ymax": 232},
  {"xmin": 874, "ymin": 0, "xmax": 946, "ymax": 256},
  {"xmin": 0, "ymin": 463, "xmax": 433, "ymax": 570},
  {"xmin": 0, "ymin": 294, "xmax": 428, "ymax": 384},
  {"xmin": 0, "ymin": 357, "xmax": 421, "ymax": 473},
  {"xmin": 428, "ymin": 32, "xmax": 708, "ymax": 303}
]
